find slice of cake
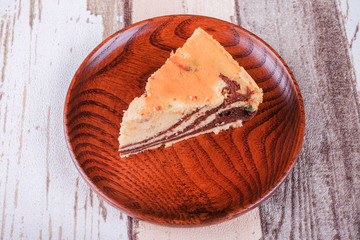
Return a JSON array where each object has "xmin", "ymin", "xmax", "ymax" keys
[{"xmin": 119, "ymin": 28, "xmax": 263, "ymax": 157}]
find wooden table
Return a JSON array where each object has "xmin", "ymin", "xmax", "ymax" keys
[{"xmin": 1, "ymin": 0, "xmax": 359, "ymax": 239}]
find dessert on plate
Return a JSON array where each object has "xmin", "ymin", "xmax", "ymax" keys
[{"xmin": 119, "ymin": 28, "xmax": 263, "ymax": 157}]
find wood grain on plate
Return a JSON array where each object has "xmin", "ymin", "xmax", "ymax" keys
[{"xmin": 64, "ymin": 15, "xmax": 305, "ymax": 225}]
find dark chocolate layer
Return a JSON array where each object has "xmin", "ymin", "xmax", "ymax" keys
[
  {"xmin": 220, "ymin": 74, "xmax": 252, "ymax": 102},
  {"xmin": 120, "ymin": 108, "xmax": 203, "ymax": 149},
  {"xmin": 120, "ymin": 107, "xmax": 255, "ymax": 155}
]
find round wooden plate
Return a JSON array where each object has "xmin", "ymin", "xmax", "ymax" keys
[{"xmin": 64, "ymin": 15, "xmax": 305, "ymax": 225}]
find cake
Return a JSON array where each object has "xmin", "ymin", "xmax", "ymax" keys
[{"xmin": 119, "ymin": 28, "xmax": 263, "ymax": 157}]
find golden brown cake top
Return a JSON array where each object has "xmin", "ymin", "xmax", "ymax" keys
[{"xmin": 140, "ymin": 28, "xmax": 259, "ymax": 115}]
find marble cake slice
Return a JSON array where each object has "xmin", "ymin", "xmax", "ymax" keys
[{"xmin": 119, "ymin": 28, "xmax": 263, "ymax": 157}]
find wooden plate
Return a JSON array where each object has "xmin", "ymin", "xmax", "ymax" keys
[{"xmin": 64, "ymin": 15, "xmax": 305, "ymax": 225}]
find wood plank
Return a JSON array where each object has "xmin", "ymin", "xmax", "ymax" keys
[
  {"xmin": 136, "ymin": 208, "xmax": 262, "ymax": 240},
  {"xmin": 339, "ymin": 0, "xmax": 360, "ymax": 93},
  {"xmin": 231, "ymin": 0, "xmax": 360, "ymax": 239},
  {"xmin": 131, "ymin": 0, "xmax": 263, "ymax": 239},
  {"xmin": 0, "ymin": 0, "xmax": 130, "ymax": 239}
]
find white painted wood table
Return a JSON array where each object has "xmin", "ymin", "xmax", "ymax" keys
[{"xmin": 1, "ymin": 0, "xmax": 359, "ymax": 239}]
